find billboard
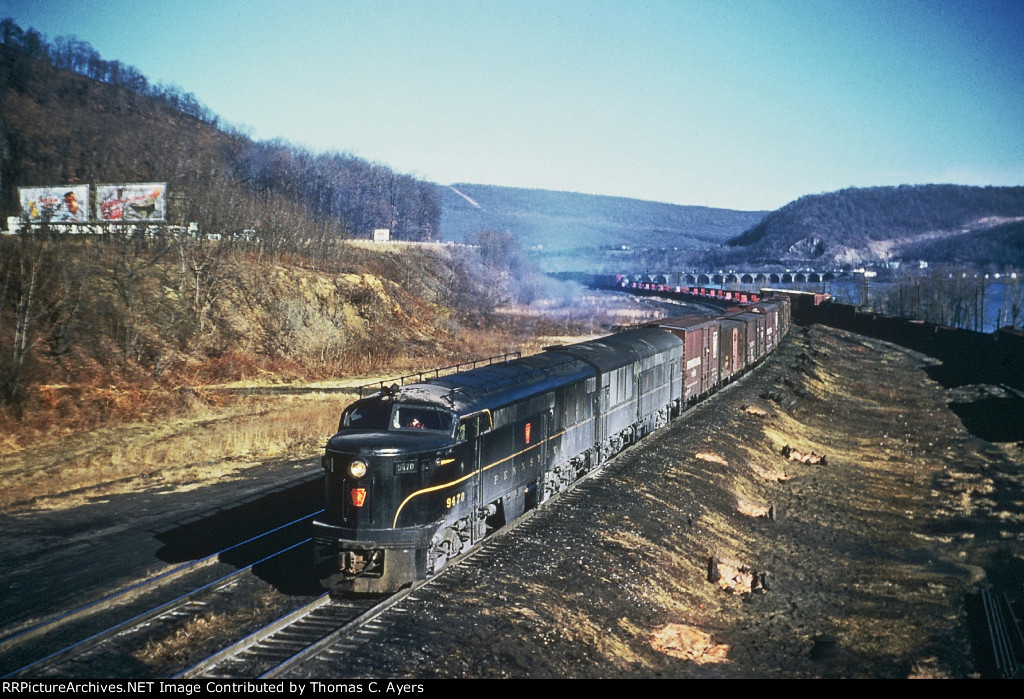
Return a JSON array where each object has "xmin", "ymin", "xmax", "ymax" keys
[
  {"xmin": 19, "ymin": 185, "xmax": 90, "ymax": 223},
  {"xmin": 97, "ymin": 183, "xmax": 167, "ymax": 221}
]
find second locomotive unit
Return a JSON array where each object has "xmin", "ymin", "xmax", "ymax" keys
[{"xmin": 313, "ymin": 295, "xmax": 790, "ymax": 593}]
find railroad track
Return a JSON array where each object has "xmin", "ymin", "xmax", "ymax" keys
[
  {"xmin": 180, "ymin": 544, "xmax": 510, "ymax": 679},
  {"xmin": 1, "ymin": 511, "xmax": 322, "ymax": 678},
  {"xmin": 5, "ymin": 345, "xmax": 768, "ymax": 679},
  {"xmin": 968, "ymin": 588, "xmax": 1024, "ymax": 679},
  {"xmin": 180, "ymin": 444, "xmax": 647, "ymax": 679},
  {"xmin": 179, "ymin": 592, "xmax": 392, "ymax": 678}
]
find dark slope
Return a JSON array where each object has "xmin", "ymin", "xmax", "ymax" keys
[{"xmin": 725, "ymin": 185, "xmax": 1024, "ymax": 265}]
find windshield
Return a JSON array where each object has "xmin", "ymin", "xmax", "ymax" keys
[
  {"xmin": 341, "ymin": 403, "xmax": 454, "ymax": 433},
  {"xmin": 342, "ymin": 403, "xmax": 393, "ymax": 430},
  {"xmin": 393, "ymin": 406, "xmax": 454, "ymax": 432}
]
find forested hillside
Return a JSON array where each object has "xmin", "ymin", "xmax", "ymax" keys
[
  {"xmin": 722, "ymin": 185, "xmax": 1024, "ymax": 267},
  {"xmin": 0, "ymin": 19, "xmax": 439, "ymax": 241},
  {"xmin": 0, "ymin": 20, "xmax": 524, "ymax": 443},
  {"xmin": 900, "ymin": 219, "xmax": 1024, "ymax": 269}
]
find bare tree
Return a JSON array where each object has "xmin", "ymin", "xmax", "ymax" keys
[{"xmin": 0, "ymin": 224, "xmax": 70, "ymax": 403}]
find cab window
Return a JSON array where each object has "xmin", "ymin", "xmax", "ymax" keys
[
  {"xmin": 393, "ymin": 406, "xmax": 454, "ymax": 432},
  {"xmin": 342, "ymin": 403, "xmax": 393, "ymax": 429},
  {"xmin": 456, "ymin": 412, "xmax": 492, "ymax": 442}
]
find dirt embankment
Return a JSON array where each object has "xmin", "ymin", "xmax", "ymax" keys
[
  {"xmin": 298, "ymin": 324, "xmax": 1023, "ymax": 679},
  {"xmin": 3, "ymin": 322, "xmax": 1021, "ymax": 678}
]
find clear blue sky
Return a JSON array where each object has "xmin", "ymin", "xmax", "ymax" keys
[{"xmin": 3, "ymin": 0, "xmax": 1023, "ymax": 211}]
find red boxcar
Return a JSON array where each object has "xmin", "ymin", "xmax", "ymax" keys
[
  {"xmin": 718, "ymin": 315, "xmax": 749, "ymax": 383},
  {"xmin": 647, "ymin": 315, "xmax": 722, "ymax": 403}
]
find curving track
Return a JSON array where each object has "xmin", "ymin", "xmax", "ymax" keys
[{"xmin": 1, "ymin": 511, "xmax": 322, "ymax": 678}]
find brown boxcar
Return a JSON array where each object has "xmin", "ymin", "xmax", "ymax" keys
[
  {"xmin": 728, "ymin": 311, "xmax": 767, "ymax": 365},
  {"xmin": 648, "ymin": 316, "xmax": 722, "ymax": 403},
  {"xmin": 718, "ymin": 315, "xmax": 749, "ymax": 383},
  {"xmin": 747, "ymin": 300, "xmax": 781, "ymax": 352},
  {"xmin": 769, "ymin": 295, "xmax": 791, "ymax": 337}
]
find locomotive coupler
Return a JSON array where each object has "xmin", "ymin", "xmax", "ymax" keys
[{"xmin": 341, "ymin": 549, "xmax": 384, "ymax": 578}]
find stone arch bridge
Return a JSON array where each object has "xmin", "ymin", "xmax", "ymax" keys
[{"xmin": 633, "ymin": 269, "xmax": 853, "ymax": 287}]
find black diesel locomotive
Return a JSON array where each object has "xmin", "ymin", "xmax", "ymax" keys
[{"xmin": 313, "ymin": 297, "xmax": 790, "ymax": 593}]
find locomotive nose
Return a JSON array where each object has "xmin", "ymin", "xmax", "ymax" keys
[
  {"xmin": 322, "ymin": 452, "xmax": 369, "ymax": 479},
  {"xmin": 320, "ymin": 451, "xmax": 378, "ymax": 526}
]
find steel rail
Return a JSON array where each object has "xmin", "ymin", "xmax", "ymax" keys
[
  {"xmin": 260, "ymin": 588, "xmax": 416, "ymax": 678},
  {"xmin": 5, "ymin": 538, "xmax": 311, "ymax": 678},
  {"xmin": 0, "ymin": 509, "xmax": 323, "ymax": 654},
  {"xmin": 980, "ymin": 588, "xmax": 1022, "ymax": 678},
  {"xmin": 174, "ymin": 591, "xmax": 336, "ymax": 678},
  {"xmin": 2, "ymin": 509, "xmax": 321, "ymax": 679}
]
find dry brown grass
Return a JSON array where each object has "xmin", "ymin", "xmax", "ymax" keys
[
  {"xmin": 0, "ymin": 324, "xmax": 535, "ymax": 512},
  {"xmin": 0, "ymin": 391, "xmax": 349, "ymax": 511},
  {"xmin": 131, "ymin": 590, "xmax": 281, "ymax": 668},
  {"xmin": 1, "ymin": 290, "xmax": 675, "ymax": 513},
  {"xmin": 132, "ymin": 611, "xmax": 234, "ymax": 666}
]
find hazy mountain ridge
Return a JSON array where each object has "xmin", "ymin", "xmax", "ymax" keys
[
  {"xmin": 438, "ymin": 183, "xmax": 767, "ymax": 251},
  {"xmin": 725, "ymin": 185, "xmax": 1024, "ymax": 266}
]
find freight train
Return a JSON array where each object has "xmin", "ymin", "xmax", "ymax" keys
[{"xmin": 312, "ymin": 295, "xmax": 791, "ymax": 593}]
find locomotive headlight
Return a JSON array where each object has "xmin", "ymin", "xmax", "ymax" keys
[{"xmin": 348, "ymin": 459, "xmax": 368, "ymax": 479}]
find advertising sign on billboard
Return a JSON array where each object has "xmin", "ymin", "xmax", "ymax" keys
[
  {"xmin": 19, "ymin": 185, "xmax": 90, "ymax": 223},
  {"xmin": 97, "ymin": 183, "xmax": 167, "ymax": 221}
]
